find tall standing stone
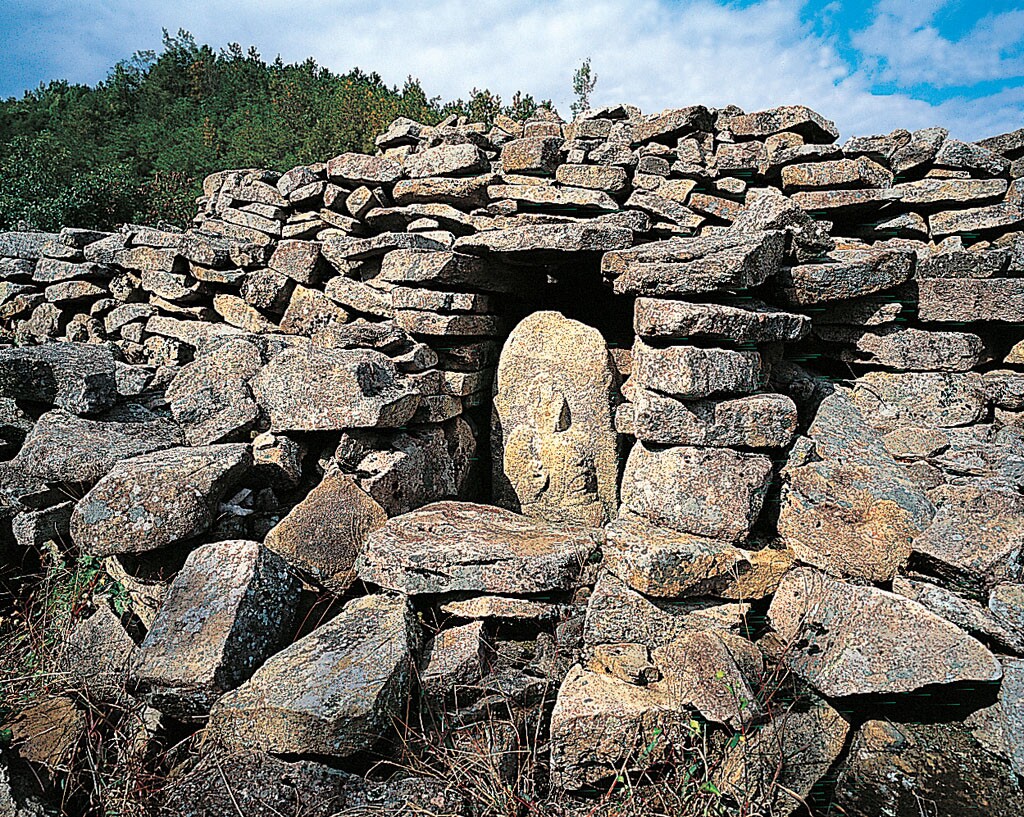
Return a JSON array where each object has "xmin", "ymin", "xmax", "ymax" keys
[{"xmin": 492, "ymin": 312, "xmax": 619, "ymax": 527}]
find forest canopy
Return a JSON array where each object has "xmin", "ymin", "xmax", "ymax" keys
[{"xmin": 0, "ymin": 30, "xmax": 551, "ymax": 231}]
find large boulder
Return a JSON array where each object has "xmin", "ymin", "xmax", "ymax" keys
[
  {"xmin": 70, "ymin": 444, "xmax": 251, "ymax": 556},
  {"xmin": 131, "ymin": 540, "xmax": 300, "ymax": 717},
  {"xmin": 356, "ymin": 501, "xmax": 595, "ymax": 595},
  {"xmin": 492, "ymin": 311, "xmax": 619, "ymax": 527},
  {"xmin": 769, "ymin": 567, "xmax": 1001, "ymax": 696},
  {"xmin": 208, "ymin": 594, "xmax": 418, "ymax": 757}
]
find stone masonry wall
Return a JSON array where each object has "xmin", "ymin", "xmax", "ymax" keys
[{"xmin": 2, "ymin": 102, "xmax": 1024, "ymax": 816}]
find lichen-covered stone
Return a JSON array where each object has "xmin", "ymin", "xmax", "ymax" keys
[
  {"xmin": 632, "ymin": 339, "xmax": 762, "ymax": 399},
  {"xmin": 253, "ymin": 346, "xmax": 419, "ymax": 431},
  {"xmin": 70, "ymin": 444, "xmax": 251, "ymax": 556},
  {"xmin": 620, "ymin": 442, "xmax": 773, "ymax": 542},
  {"xmin": 603, "ymin": 231, "xmax": 784, "ymax": 296},
  {"xmin": 778, "ymin": 390, "xmax": 933, "ymax": 581},
  {"xmin": 910, "ymin": 484, "xmax": 1024, "ymax": 593},
  {"xmin": 770, "ymin": 567, "xmax": 1001, "ymax": 696},
  {"xmin": 778, "ymin": 246, "xmax": 915, "ymax": 305},
  {"xmin": 0, "ymin": 342, "xmax": 120, "ymax": 416},
  {"xmin": 714, "ymin": 695, "xmax": 850, "ymax": 816},
  {"xmin": 605, "ymin": 515, "xmax": 791, "ymax": 599},
  {"xmin": 917, "ymin": 277, "xmax": 1024, "ymax": 323},
  {"xmin": 357, "ymin": 501, "xmax": 594, "ymax": 595},
  {"xmin": 549, "ymin": 665, "xmax": 686, "ymax": 789},
  {"xmin": 131, "ymin": 539, "xmax": 299, "ymax": 717},
  {"xmin": 634, "ymin": 297, "xmax": 809, "ymax": 343},
  {"xmin": 208, "ymin": 594, "xmax": 418, "ymax": 756},
  {"xmin": 630, "ymin": 389, "xmax": 798, "ymax": 448},
  {"xmin": 493, "ymin": 311, "xmax": 619, "ymax": 527},
  {"xmin": 11, "ymin": 405, "xmax": 182, "ymax": 483},
  {"xmin": 264, "ymin": 471, "xmax": 387, "ymax": 589},
  {"xmin": 851, "ymin": 371, "xmax": 986, "ymax": 429}
]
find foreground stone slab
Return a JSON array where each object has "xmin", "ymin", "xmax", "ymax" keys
[
  {"xmin": 71, "ymin": 444, "xmax": 251, "ymax": 556},
  {"xmin": 131, "ymin": 540, "xmax": 299, "ymax": 717},
  {"xmin": 492, "ymin": 311, "xmax": 619, "ymax": 527},
  {"xmin": 264, "ymin": 471, "xmax": 387, "ymax": 589},
  {"xmin": 620, "ymin": 442, "xmax": 773, "ymax": 542},
  {"xmin": 549, "ymin": 665, "xmax": 685, "ymax": 789},
  {"xmin": 603, "ymin": 231, "xmax": 784, "ymax": 297},
  {"xmin": 778, "ymin": 390, "xmax": 933, "ymax": 581},
  {"xmin": 634, "ymin": 297, "xmax": 809, "ymax": 343},
  {"xmin": 356, "ymin": 501, "xmax": 595, "ymax": 595},
  {"xmin": 0, "ymin": 343, "xmax": 120, "ymax": 416},
  {"xmin": 11, "ymin": 406, "xmax": 182, "ymax": 484},
  {"xmin": 253, "ymin": 346, "xmax": 419, "ymax": 431},
  {"xmin": 835, "ymin": 720, "xmax": 1024, "ymax": 817},
  {"xmin": 632, "ymin": 339, "xmax": 762, "ymax": 399},
  {"xmin": 209, "ymin": 594, "xmax": 418, "ymax": 757},
  {"xmin": 770, "ymin": 567, "xmax": 1001, "ymax": 696}
]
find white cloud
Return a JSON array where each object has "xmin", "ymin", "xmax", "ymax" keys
[
  {"xmin": 852, "ymin": 1, "xmax": 1024, "ymax": 88},
  {"xmin": 5, "ymin": 0, "xmax": 1024, "ymax": 140}
]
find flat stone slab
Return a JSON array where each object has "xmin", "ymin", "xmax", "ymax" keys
[
  {"xmin": 632, "ymin": 339, "xmax": 762, "ymax": 399},
  {"xmin": 634, "ymin": 297, "xmax": 809, "ymax": 343},
  {"xmin": 0, "ymin": 342, "xmax": 120, "ymax": 416},
  {"xmin": 838, "ymin": 327, "xmax": 987, "ymax": 372},
  {"xmin": 208, "ymin": 594, "xmax": 418, "ymax": 756},
  {"xmin": 253, "ymin": 346, "xmax": 420, "ymax": 431},
  {"xmin": 70, "ymin": 444, "xmax": 251, "ymax": 556},
  {"xmin": 725, "ymin": 105, "xmax": 839, "ymax": 143},
  {"xmin": 778, "ymin": 246, "xmax": 915, "ymax": 305},
  {"xmin": 131, "ymin": 539, "xmax": 299, "ymax": 717},
  {"xmin": 910, "ymin": 485, "xmax": 1024, "ymax": 593},
  {"xmin": 11, "ymin": 405, "xmax": 182, "ymax": 484},
  {"xmin": 264, "ymin": 471, "xmax": 387, "ymax": 589},
  {"xmin": 630, "ymin": 389, "xmax": 798, "ymax": 448},
  {"xmin": 355, "ymin": 501, "xmax": 596, "ymax": 595},
  {"xmin": 454, "ymin": 223, "xmax": 632, "ymax": 256},
  {"xmin": 604, "ymin": 515, "xmax": 791, "ymax": 599},
  {"xmin": 917, "ymin": 277, "xmax": 1024, "ymax": 323},
  {"xmin": 603, "ymin": 231, "xmax": 784, "ymax": 297},
  {"xmin": 620, "ymin": 442, "xmax": 773, "ymax": 542},
  {"xmin": 851, "ymin": 371, "xmax": 986, "ymax": 430},
  {"xmin": 770, "ymin": 567, "xmax": 1001, "ymax": 697}
]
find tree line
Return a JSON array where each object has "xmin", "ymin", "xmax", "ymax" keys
[{"xmin": 0, "ymin": 30, "xmax": 552, "ymax": 231}]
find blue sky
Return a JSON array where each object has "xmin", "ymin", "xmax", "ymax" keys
[{"xmin": 1, "ymin": 0, "xmax": 1022, "ymax": 140}]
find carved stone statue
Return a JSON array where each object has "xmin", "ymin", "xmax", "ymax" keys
[{"xmin": 493, "ymin": 311, "xmax": 619, "ymax": 527}]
